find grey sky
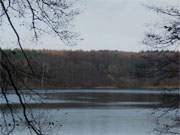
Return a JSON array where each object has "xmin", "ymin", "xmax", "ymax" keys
[{"xmin": 1, "ymin": 0, "xmax": 180, "ymax": 51}]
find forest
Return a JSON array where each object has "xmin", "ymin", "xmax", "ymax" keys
[{"xmin": 2, "ymin": 49, "xmax": 180, "ymax": 89}]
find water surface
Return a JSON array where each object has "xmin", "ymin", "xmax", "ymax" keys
[{"xmin": 0, "ymin": 89, "xmax": 179, "ymax": 135}]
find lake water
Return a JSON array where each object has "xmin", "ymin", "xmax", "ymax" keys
[{"xmin": 0, "ymin": 89, "xmax": 180, "ymax": 135}]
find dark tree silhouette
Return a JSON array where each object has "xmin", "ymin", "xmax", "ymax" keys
[
  {"xmin": 0, "ymin": 0, "xmax": 79, "ymax": 135},
  {"xmin": 144, "ymin": 4, "xmax": 180, "ymax": 135}
]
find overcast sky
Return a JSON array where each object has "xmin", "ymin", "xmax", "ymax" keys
[{"xmin": 1, "ymin": 0, "xmax": 180, "ymax": 51}]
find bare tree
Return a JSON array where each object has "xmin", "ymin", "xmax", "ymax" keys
[
  {"xmin": 143, "ymin": 4, "xmax": 180, "ymax": 135},
  {"xmin": 0, "ymin": 0, "xmax": 80, "ymax": 135},
  {"xmin": 144, "ymin": 5, "xmax": 180, "ymax": 49}
]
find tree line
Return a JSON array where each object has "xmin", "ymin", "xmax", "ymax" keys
[{"xmin": 3, "ymin": 49, "xmax": 180, "ymax": 89}]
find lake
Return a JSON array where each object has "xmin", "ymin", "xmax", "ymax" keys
[{"xmin": 0, "ymin": 89, "xmax": 180, "ymax": 135}]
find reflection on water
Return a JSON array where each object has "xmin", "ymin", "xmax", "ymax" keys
[
  {"xmin": 1, "ymin": 89, "xmax": 179, "ymax": 108},
  {"xmin": 0, "ymin": 108, "xmax": 157, "ymax": 135},
  {"xmin": 0, "ymin": 89, "xmax": 180, "ymax": 135}
]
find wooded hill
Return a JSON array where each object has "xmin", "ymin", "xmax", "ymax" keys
[{"xmin": 3, "ymin": 49, "xmax": 180, "ymax": 89}]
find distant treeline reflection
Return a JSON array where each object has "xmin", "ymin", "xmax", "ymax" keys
[{"xmin": 3, "ymin": 49, "xmax": 180, "ymax": 89}]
